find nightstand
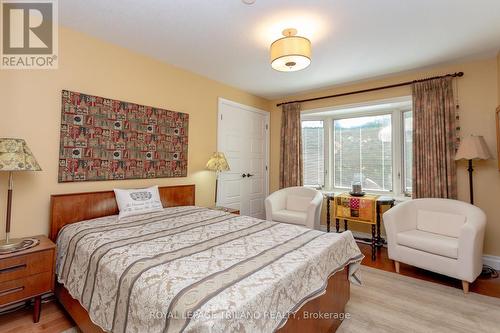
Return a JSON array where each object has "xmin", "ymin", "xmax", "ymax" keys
[
  {"xmin": 211, "ymin": 206, "xmax": 240, "ymax": 215},
  {"xmin": 0, "ymin": 235, "xmax": 55, "ymax": 323}
]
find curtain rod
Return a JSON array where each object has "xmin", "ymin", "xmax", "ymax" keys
[{"xmin": 276, "ymin": 71, "xmax": 464, "ymax": 107}]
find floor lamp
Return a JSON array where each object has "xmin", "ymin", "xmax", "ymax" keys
[
  {"xmin": 455, "ymin": 135, "xmax": 491, "ymax": 205},
  {"xmin": 206, "ymin": 152, "xmax": 230, "ymax": 205},
  {"xmin": 0, "ymin": 138, "xmax": 42, "ymax": 253}
]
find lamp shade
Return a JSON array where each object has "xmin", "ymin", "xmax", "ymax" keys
[
  {"xmin": 270, "ymin": 29, "xmax": 311, "ymax": 72},
  {"xmin": 206, "ymin": 152, "xmax": 230, "ymax": 172},
  {"xmin": 455, "ymin": 135, "xmax": 492, "ymax": 161},
  {"xmin": 0, "ymin": 138, "xmax": 41, "ymax": 171}
]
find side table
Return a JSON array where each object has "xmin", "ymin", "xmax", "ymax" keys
[{"xmin": 325, "ymin": 193, "xmax": 395, "ymax": 260}]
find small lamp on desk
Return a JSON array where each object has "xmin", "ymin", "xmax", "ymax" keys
[
  {"xmin": 206, "ymin": 152, "xmax": 230, "ymax": 205},
  {"xmin": 455, "ymin": 135, "xmax": 491, "ymax": 205},
  {"xmin": 0, "ymin": 138, "xmax": 42, "ymax": 253}
]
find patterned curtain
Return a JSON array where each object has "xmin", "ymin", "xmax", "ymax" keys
[
  {"xmin": 412, "ymin": 77, "xmax": 457, "ymax": 199},
  {"xmin": 279, "ymin": 103, "xmax": 303, "ymax": 188}
]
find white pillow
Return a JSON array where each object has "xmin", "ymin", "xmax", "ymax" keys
[{"xmin": 114, "ymin": 185, "xmax": 163, "ymax": 219}]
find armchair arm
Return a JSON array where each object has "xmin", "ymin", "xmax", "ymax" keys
[
  {"xmin": 265, "ymin": 190, "xmax": 286, "ymax": 221},
  {"xmin": 305, "ymin": 192, "xmax": 324, "ymax": 229},
  {"xmin": 383, "ymin": 201, "xmax": 417, "ymax": 235},
  {"xmin": 458, "ymin": 208, "xmax": 486, "ymax": 282},
  {"xmin": 383, "ymin": 201, "xmax": 417, "ymax": 259}
]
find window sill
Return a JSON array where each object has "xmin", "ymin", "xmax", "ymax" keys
[{"xmin": 320, "ymin": 189, "xmax": 411, "ymax": 204}]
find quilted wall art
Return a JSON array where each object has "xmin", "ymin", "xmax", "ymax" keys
[{"xmin": 58, "ymin": 90, "xmax": 189, "ymax": 182}]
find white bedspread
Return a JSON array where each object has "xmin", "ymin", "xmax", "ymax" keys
[{"xmin": 56, "ymin": 206, "xmax": 363, "ymax": 333}]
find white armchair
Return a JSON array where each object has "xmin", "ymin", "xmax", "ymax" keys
[
  {"xmin": 383, "ymin": 198, "xmax": 486, "ymax": 293},
  {"xmin": 265, "ymin": 187, "xmax": 323, "ymax": 229}
]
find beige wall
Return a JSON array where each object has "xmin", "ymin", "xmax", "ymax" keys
[
  {"xmin": 0, "ymin": 27, "xmax": 270, "ymax": 239},
  {"xmin": 1, "ymin": 26, "xmax": 498, "ymax": 256},
  {"xmin": 498, "ymin": 52, "xmax": 500, "ymax": 103},
  {"xmin": 270, "ymin": 57, "xmax": 500, "ymax": 256}
]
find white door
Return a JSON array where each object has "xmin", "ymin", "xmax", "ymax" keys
[{"xmin": 217, "ymin": 98, "xmax": 269, "ymax": 219}]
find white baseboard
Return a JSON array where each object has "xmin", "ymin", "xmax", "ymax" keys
[
  {"xmin": 320, "ymin": 225, "xmax": 500, "ymax": 270},
  {"xmin": 483, "ymin": 255, "xmax": 500, "ymax": 270}
]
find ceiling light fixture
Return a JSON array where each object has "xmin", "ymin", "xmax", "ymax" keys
[
  {"xmin": 242, "ymin": 0, "xmax": 255, "ymax": 4},
  {"xmin": 270, "ymin": 28, "xmax": 311, "ymax": 72}
]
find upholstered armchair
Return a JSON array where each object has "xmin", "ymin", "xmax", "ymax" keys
[
  {"xmin": 383, "ymin": 198, "xmax": 486, "ymax": 293},
  {"xmin": 265, "ymin": 187, "xmax": 323, "ymax": 229}
]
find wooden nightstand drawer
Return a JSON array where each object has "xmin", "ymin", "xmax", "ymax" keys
[
  {"xmin": 0, "ymin": 236, "xmax": 56, "ymax": 323},
  {"xmin": 0, "ymin": 271, "xmax": 52, "ymax": 306},
  {"xmin": 0, "ymin": 250, "xmax": 54, "ymax": 283}
]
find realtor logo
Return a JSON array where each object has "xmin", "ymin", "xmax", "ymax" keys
[{"xmin": 1, "ymin": 0, "xmax": 58, "ymax": 69}]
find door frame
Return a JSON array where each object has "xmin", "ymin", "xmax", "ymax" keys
[{"xmin": 217, "ymin": 97, "xmax": 270, "ymax": 208}]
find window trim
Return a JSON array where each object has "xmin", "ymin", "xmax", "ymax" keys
[
  {"xmin": 301, "ymin": 97, "xmax": 412, "ymax": 198},
  {"xmin": 402, "ymin": 110, "xmax": 413, "ymax": 196}
]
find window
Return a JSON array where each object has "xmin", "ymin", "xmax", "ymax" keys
[
  {"xmin": 301, "ymin": 98, "xmax": 413, "ymax": 197},
  {"xmin": 333, "ymin": 114, "xmax": 393, "ymax": 191},
  {"xmin": 302, "ymin": 120, "xmax": 324, "ymax": 187}
]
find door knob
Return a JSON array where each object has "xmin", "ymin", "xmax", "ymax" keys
[
  {"xmin": 242, "ymin": 174, "xmax": 247, "ymax": 178},
  {"xmin": 246, "ymin": 173, "xmax": 254, "ymax": 177}
]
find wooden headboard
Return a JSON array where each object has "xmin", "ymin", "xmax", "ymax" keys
[{"xmin": 49, "ymin": 184, "xmax": 195, "ymax": 241}]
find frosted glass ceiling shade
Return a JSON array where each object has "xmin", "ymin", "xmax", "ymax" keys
[
  {"xmin": 270, "ymin": 29, "xmax": 311, "ymax": 72},
  {"xmin": 455, "ymin": 135, "xmax": 491, "ymax": 160}
]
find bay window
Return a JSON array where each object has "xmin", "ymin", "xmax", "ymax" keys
[{"xmin": 301, "ymin": 98, "xmax": 412, "ymax": 197}]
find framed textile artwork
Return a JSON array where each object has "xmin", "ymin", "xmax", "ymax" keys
[{"xmin": 58, "ymin": 90, "xmax": 189, "ymax": 182}]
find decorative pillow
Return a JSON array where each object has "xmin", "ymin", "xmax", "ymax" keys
[{"xmin": 114, "ymin": 185, "xmax": 163, "ymax": 219}]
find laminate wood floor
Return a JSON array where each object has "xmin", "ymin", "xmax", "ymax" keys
[{"xmin": 339, "ymin": 265, "xmax": 500, "ymax": 333}]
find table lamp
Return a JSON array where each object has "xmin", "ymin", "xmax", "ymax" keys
[
  {"xmin": 455, "ymin": 135, "xmax": 491, "ymax": 204},
  {"xmin": 0, "ymin": 138, "xmax": 42, "ymax": 252},
  {"xmin": 206, "ymin": 152, "xmax": 230, "ymax": 204}
]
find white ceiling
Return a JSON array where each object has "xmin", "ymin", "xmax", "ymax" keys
[{"xmin": 61, "ymin": 0, "xmax": 500, "ymax": 99}]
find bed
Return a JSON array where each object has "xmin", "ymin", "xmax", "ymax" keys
[{"xmin": 50, "ymin": 185, "xmax": 363, "ymax": 333}]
